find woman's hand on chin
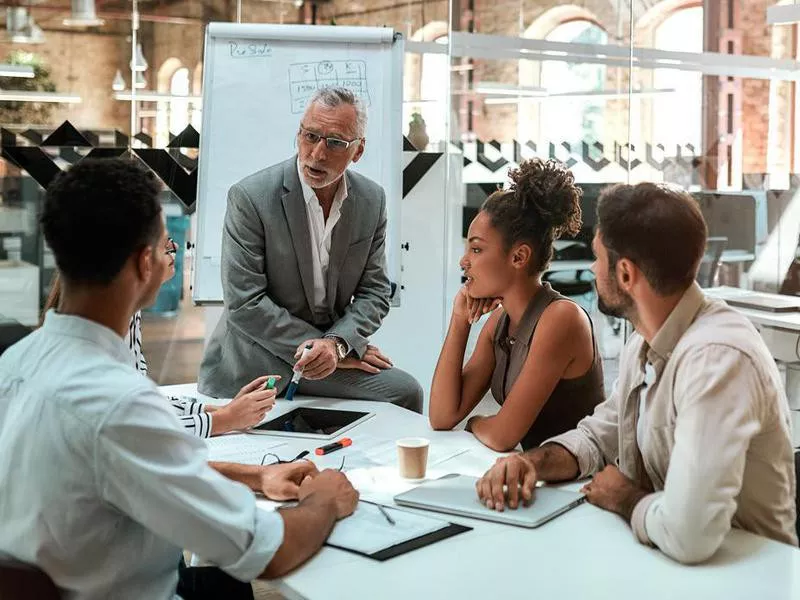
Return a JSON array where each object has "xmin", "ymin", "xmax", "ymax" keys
[{"xmin": 453, "ymin": 286, "xmax": 501, "ymax": 324}]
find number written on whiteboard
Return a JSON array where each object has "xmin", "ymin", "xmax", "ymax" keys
[{"xmin": 228, "ymin": 41, "xmax": 272, "ymax": 58}]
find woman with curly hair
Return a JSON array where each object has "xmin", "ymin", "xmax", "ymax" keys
[{"xmin": 429, "ymin": 158, "xmax": 605, "ymax": 451}]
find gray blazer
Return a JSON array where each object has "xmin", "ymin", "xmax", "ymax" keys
[{"xmin": 199, "ymin": 156, "xmax": 391, "ymax": 397}]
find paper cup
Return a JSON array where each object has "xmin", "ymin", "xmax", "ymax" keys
[{"xmin": 396, "ymin": 437, "xmax": 430, "ymax": 479}]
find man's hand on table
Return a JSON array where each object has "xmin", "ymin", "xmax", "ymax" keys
[
  {"xmin": 299, "ymin": 469, "xmax": 359, "ymax": 519},
  {"xmin": 259, "ymin": 461, "xmax": 319, "ymax": 501},
  {"xmin": 580, "ymin": 465, "xmax": 649, "ymax": 521},
  {"xmin": 476, "ymin": 454, "xmax": 538, "ymax": 511}
]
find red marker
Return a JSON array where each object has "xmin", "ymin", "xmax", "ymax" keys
[{"xmin": 315, "ymin": 438, "xmax": 352, "ymax": 456}]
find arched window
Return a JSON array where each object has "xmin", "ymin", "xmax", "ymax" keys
[
  {"xmin": 652, "ymin": 6, "xmax": 703, "ymax": 153},
  {"xmin": 169, "ymin": 67, "xmax": 191, "ymax": 138},
  {"xmin": 538, "ymin": 21, "xmax": 608, "ymax": 148},
  {"xmin": 404, "ymin": 35, "xmax": 448, "ymax": 150}
]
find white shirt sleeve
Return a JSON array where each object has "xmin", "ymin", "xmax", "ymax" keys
[
  {"xmin": 630, "ymin": 345, "xmax": 763, "ymax": 564},
  {"xmin": 95, "ymin": 387, "xmax": 283, "ymax": 581}
]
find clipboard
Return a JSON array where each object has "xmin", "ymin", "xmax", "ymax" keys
[
  {"xmin": 323, "ymin": 502, "xmax": 472, "ymax": 561},
  {"xmin": 325, "ymin": 522, "xmax": 471, "ymax": 561}
]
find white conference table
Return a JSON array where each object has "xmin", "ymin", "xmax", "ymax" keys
[{"xmin": 162, "ymin": 383, "xmax": 799, "ymax": 600}]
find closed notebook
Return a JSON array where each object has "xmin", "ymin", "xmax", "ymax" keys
[{"xmin": 394, "ymin": 474, "xmax": 586, "ymax": 528}]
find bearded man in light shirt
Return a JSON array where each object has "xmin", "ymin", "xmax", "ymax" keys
[{"xmin": 476, "ymin": 182, "xmax": 797, "ymax": 564}]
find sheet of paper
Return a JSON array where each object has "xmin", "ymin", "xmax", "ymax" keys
[
  {"xmin": 349, "ymin": 435, "xmax": 470, "ymax": 469},
  {"xmin": 206, "ymin": 435, "xmax": 286, "ymax": 465},
  {"xmin": 327, "ymin": 502, "xmax": 448, "ymax": 555}
]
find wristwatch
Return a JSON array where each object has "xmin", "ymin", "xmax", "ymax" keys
[{"xmin": 327, "ymin": 335, "xmax": 348, "ymax": 362}]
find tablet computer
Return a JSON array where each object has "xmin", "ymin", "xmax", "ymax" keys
[
  {"xmin": 249, "ymin": 407, "xmax": 374, "ymax": 440},
  {"xmin": 394, "ymin": 474, "xmax": 585, "ymax": 528}
]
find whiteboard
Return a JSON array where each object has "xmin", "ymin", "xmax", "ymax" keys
[{"xmin": 193, "ymin": 23, "xmax": 404, "ymax": 304}]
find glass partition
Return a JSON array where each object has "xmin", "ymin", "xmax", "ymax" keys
[{"xmin": 0, "ymin": 0, "xmax": 797, "ymax": 399}]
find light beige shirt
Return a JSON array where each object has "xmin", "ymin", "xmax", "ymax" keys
[
  {"xmin": 547, "ymin": 283, "xmax": 797, "ymax": 563},
  {"xmin": 297, "ymin": 159, "xmax": 348, "ymax": 315}
]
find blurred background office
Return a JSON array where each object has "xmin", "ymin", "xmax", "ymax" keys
[{"xmin": 0, "ymin": 0, "xmax": 798, "ymax": 442}]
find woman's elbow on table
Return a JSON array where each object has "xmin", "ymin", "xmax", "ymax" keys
[
  {"xmin": 428, "ymin": 409, "xmax": 459, "ymax": 431},
  {"xmin": 474, "ymin": 425, "xmax": 520, "ymax": 453}
]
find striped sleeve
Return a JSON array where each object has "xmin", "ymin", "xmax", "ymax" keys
[
  {"xmin": 167, "ymin": 396, "xmax": 212, "ymax": 438},
  {"xmin": 178, "ymin": 412, "xmax": 213, "ymax": 439},
  {"xmin": 169, "ymin": 396, "xmax": 206, "ymax": 416},
  {"xmin": 126, "ymin": 311, "xmax": 148, "ymax": 375}
]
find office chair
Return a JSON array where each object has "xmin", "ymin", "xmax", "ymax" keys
[
  {"xmin": 0, "ymin": 558, "xmax": 60, "ymax": 599},
  {"xmin": 544, "ymin": 241, "xmax": 594, "ymax": 300},
  {"xmin": 696, "ymin": 236, "xmax": 728, "ymax": 288}
]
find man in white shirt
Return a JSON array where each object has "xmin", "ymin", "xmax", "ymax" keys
[
  {"xmin": 475, "ymin": 182, "xmax": 798, "ymax": 563},
  {"xmin": 0, "ymin": 158, "xmax": 358, "ymax": 599},
  {"xmin": 199, "ymin": 86, "xmax": 423, "ymax": 412}
]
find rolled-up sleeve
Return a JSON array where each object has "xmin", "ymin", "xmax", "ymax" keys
[
  {"xmin": 96, "ymin": 388, "xmax": 284, "ymax": 581},
  {"xmin": 543, "ymin": 381, "xmax": 621, "ymax": 479},
  {"xmin": 629, "ymin": 345, "xmax": 762, "ymax": 564}
]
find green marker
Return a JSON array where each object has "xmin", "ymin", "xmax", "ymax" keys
[{"xmin": 264, "ymin": 376, "xmax": 277, "ymax": 390}]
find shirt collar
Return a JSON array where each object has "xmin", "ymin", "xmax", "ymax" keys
[
  {"xmin": 647, "ymin": 282, "xmax": 705, "ymax": 364},
  {"xmin": 42, "ymin": 310, "xmax": 131, "ymax": 364},
  {"xmin": 296, "ymin": 159, "xmax": 348, "ymax": 209}
]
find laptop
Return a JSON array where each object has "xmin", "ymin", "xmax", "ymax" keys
[
  {"xmin": 724, "ymin": 293, "xmax": 800, "ymax": 313},
  {"xmin": 393, "ymin": 474, "xmax": 585, "ymax": 528}
]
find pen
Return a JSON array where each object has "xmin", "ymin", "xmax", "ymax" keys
[
  {"xmin": 285, "ymin": 344, "xmax": 313, "ymax": 400},
  {"xmin": 376, "ymin": 504, "xmax": 396, "ymax": 525},
  {"xmin": 315, "ymin": 438, "xmax": 352, "ymax": 455},
  {"xmin": 359, "ymin": 499, "xmax": 396, "ymax": 525}
]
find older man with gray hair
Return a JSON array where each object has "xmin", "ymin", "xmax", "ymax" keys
[{"xmin": 200, "ymin": 87, "xmax": 423, "ymax": 412}]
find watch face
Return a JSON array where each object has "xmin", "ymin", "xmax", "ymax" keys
[{"xmin": 336, "ymin": 342, "xmax": 347, "ymax": 360}]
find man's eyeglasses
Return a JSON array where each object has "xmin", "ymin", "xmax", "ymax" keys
[{"xmin": 298, "ymin": 127, "xmax": 361, "ymax": 152}]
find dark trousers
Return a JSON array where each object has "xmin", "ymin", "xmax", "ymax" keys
[{"xmin": 176, "ymin": 557, "xmax": 254, "ymax": 600}]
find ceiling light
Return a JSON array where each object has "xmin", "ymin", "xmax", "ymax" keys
[
  {"xmin": 130, "ymin": 43, "xmax": 148, "ymax": 72},
  {"xmin": 4, "ymin": 8, "xmax": 44, "ymax": 44},
  {"xmin": 111, "ymin": 70, "xmax": 125, "ymax": 91},
  {"xmin": 63, "ymin": 0, "xmax": 104, "ymax": 27}
]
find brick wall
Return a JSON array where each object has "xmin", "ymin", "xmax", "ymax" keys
[
  {"xmin": 0, "ymin": 30, "xmax": 128, "ymax": 131},
  {"xmin": 0, "ymin": 0, "xmax": 789, "ymax": 183}
]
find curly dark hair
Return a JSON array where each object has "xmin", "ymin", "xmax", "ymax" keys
[
  {"xmin": 481, "ymin": 158, "xmax": 583, "ymax": 274},
  {"xmin": 40, "ymin": 158, "xmax": 162, "ymax": 285}
]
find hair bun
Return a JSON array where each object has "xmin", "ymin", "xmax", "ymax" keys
[{"xmin": 507, "ymin": 158, "xmax": 582, "ymax": 238}]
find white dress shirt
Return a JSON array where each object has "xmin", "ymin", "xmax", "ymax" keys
[
  {"xmin": 297, "ymin": 159, "xmax": 348, "ymax": 316},
  {"xmin": 0, "ymin": 311, "xmax": 284, "ymax": 599}
]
